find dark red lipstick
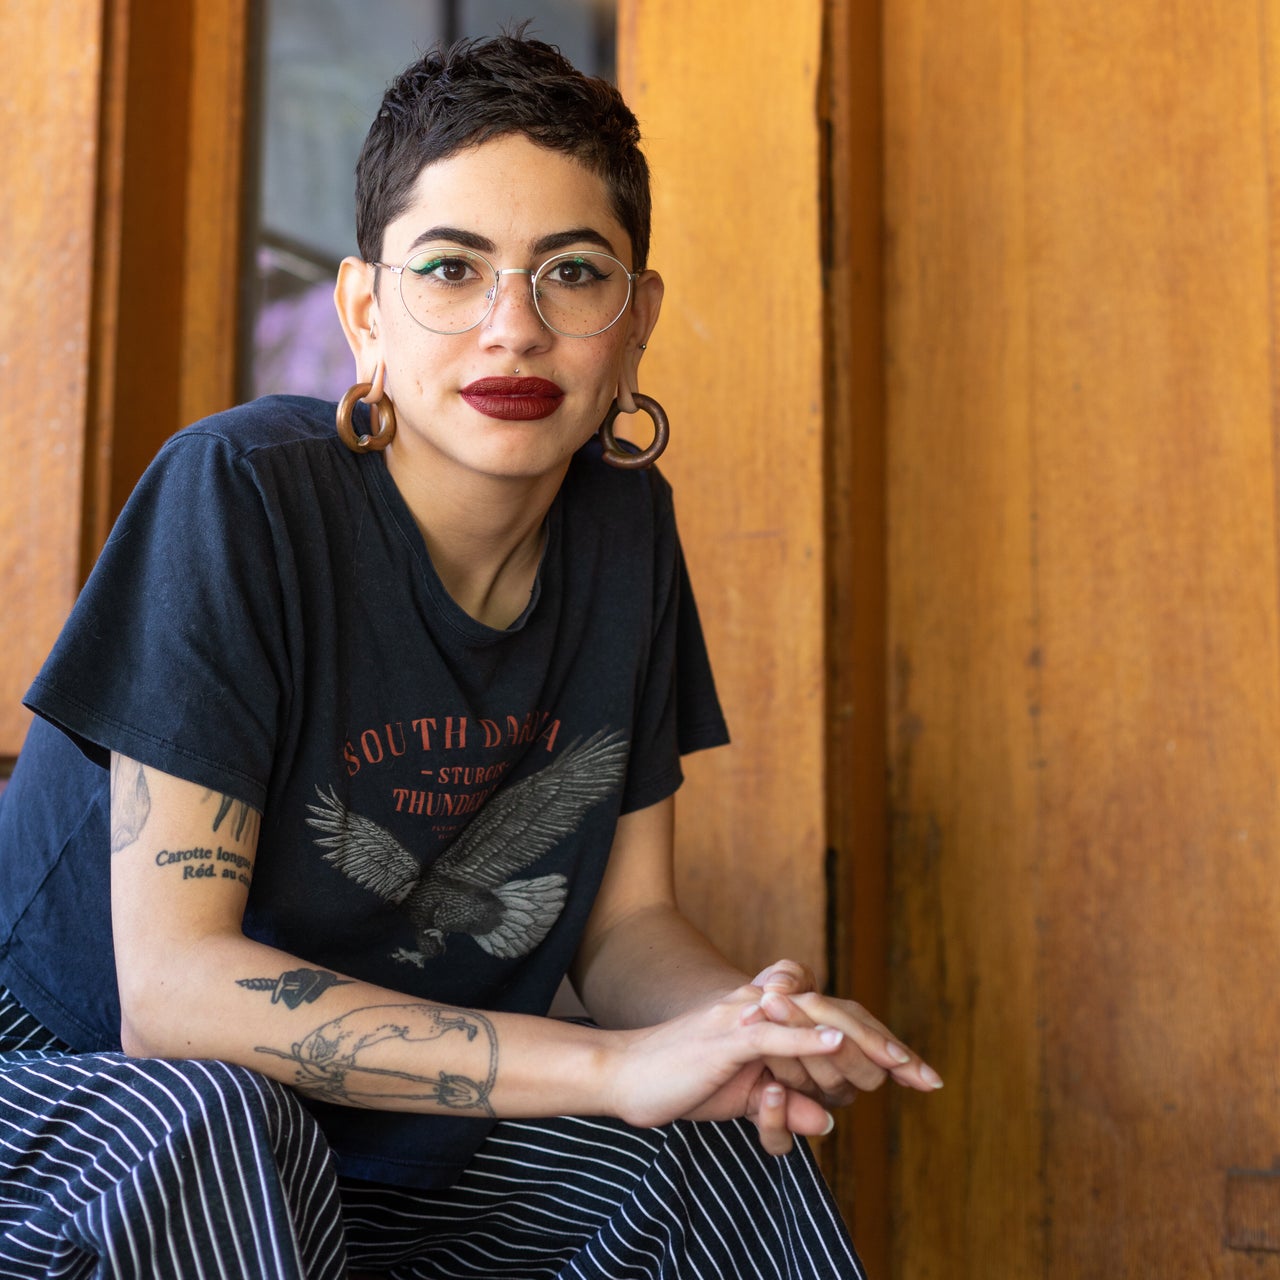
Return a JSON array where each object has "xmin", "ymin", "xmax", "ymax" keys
[{"xmin": 460, "ymin": 376, "xmax": 565, "ymax": 420}]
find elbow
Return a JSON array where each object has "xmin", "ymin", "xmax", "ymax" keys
[
  {"xmin": 116, "ymin": 970, "xmax": 180, "ymax": 1058},
  {"xmin": 117, "ymin": 991, "xmax": 164, "ymax": 1058},
  {"xmin": 118, "ymin": 1015, "xmax": 153, "ymax": 1058}
]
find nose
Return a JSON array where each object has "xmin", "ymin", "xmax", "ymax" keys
[{"xmin": 482, "ymin": 268, "xmax": 549, "ymax": 351}]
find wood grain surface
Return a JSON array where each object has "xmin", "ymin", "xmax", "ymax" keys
[
  {"xmin": 885, "ymin": 2, "xmax": 1280, "ymax": 1274},
  {"xmin": 0, "ymin": 2, "xmax": 107, "ymax": 756},
  {"xmin": 618, "ymin": 2, "xmax": 830, "ymax": 978},
  {"xmin": 1, "ymin": 0, "xmax": 247, "ymax": 762}
]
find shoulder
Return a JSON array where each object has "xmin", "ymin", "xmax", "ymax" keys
[
  {"xmin": 124, "ymin": 395, "xmax": 352, "ymax": 519},
  {"xmin": 90, "ymin": 397, "xmax": 362, "ymax": 573},
  {"xmin": 164, "ymin": 394, "xmax": 338, "ymax": 460}
]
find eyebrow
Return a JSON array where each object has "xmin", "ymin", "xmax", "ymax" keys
[{"xmin": 406, "ymin": 225, "xmax": 619, "ymax": 258}]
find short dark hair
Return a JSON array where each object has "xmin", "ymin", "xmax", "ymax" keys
[{"xmin": 355, "ymin": 31, "xmax": 652, "ymax": 270}]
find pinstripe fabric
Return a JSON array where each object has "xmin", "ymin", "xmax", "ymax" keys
[
  {"xmin": 0, "ymin": 990, "xmax": 866, "ymax": 1279},
  {"xmin": 339, "ymin": 1115, "xmax": 866, "ymax": 1279}
]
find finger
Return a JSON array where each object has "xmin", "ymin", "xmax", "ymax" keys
[
  {"xmin": 750, "ymin": 1081, "xmax": 834, "ymax": 1143},
  {"xmin": 788, "ymin": 1096, "xmax": 837, "ymax": 1141},
  {"xmin": 754, "ymin": 1083, "xmax": 793, "ymax": 1156},
  {"xmin": 791, "ymin": 992, "xmax": 944, "ymax": 1092},
  {"xmin": 749, "ymin": 958, "xmax": 816, "ymax": 995},
  {"xmin": 761, "ymin": 1054, "xmax": 824, "ymax": 1098},
  {"xmin": 742, "ymin": 1003, "xmax": 829, "ymax": 1095},
  {"xmin": 739, "ymin": 999, "xmax": 845, "ymax": 1061},
  {"xmin": 759, "ymin": 990, "xmax": 854, "ymax": 1100},
  {"xmin": 741, "ymin": 998, "xmax": 802, "ymax": 1094},
  {"xmin": 894, "ymin": 1059, "xmax": 945, "ymax": 1091},
  {"xmin": 739, "ymin": 1022, "xmax": 846, "ymax": 1068}
]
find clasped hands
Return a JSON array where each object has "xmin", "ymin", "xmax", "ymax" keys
[
  {"xmin": 608, "ymin": 959, "xmax": 942, "ymax": 1157},
  {"xmin": 739, "ymin": 959, "xmax": 943, "ymax": 1154}
]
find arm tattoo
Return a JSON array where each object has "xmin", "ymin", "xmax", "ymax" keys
[
  {"xmin": 204, "ymin": 790, "xmax": 261, "ymax": 844},
  {"xmin": 238, "ymin": 968, "xmax": 352, "ymax": 1009},
  {"xmin": 255, "ymin": 1003, "xmax": 499, "ymax": 1115},
  {"xmin": 110, "ymin": 758, "xmax": 151, "ymax": 852}
]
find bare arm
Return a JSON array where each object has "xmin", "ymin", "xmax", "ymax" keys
[
  {"xmin": 109, "ymin": 755, "xmax": 839, "ymax": 1130},
  {"xmin": 570, "ymin": 797, "xmax": 748, "ymax": 1027},
  {"xmin": 572, "ymin": 794, "xmax": 944, "ymax": 1115}
]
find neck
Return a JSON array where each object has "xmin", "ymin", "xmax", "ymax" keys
[{"xmin": 384, "ymin": 444, "xmax": 567, "ymax": 630}]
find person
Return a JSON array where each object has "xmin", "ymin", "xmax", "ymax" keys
[{"xmin": 0, "ymin": 30, "xmax": 941, "ymax": 1280}]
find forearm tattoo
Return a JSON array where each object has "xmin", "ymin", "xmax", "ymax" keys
[
  {"xmin": 237, "ymin": 968, "xmax": 352, "ymax": 1009},
  {"xmin": 255, "ymin": 1003, "xmax": 499, "ymax": 1115}
]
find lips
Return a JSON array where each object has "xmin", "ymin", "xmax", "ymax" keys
[{"xmin": 459, "ymin": 376, "xmax": 565, "ymax": 421}]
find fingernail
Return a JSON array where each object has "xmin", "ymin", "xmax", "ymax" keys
[
  {"xmin": 818, "ymin": 1026, "xmax": 844, "ymax": 1047},
  {"xmin": 761, "ymin": 990, "xmax": 786, "ymax": 1010},
  {"xmin": 921, "ymin": 1064, "xmax": 944, "ymax": 1089},
  {"xmin": 888, "ymin": 1043, "xmax": 911, "ymax": 1065},
  {"xmin": 821, "ymin": 1111, "xmax": 836, "ymax": 1136},
  {"xmin": 764, "ymin": 1085, "xmax": 785, "ymax": 1106}
]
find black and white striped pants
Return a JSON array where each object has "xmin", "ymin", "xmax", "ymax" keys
[{"xmin": 0, "ymin": 990, "xmax": 866, "ymax": 1279}]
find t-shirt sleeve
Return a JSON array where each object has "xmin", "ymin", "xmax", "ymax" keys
[
  {"xmin": 25, "ymin": 429, "xmax": 290, "ymax": 810},
  {"xmin": 618, "ymin": 473, "xmax": 729, "ymax": 814}
]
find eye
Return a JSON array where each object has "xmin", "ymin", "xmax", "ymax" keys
[
  {"xmin": 407, "ymin": 251, "xmax": 484, "ymax": 286},
  {"xmin": 543, "ymin": 255, "xmax": 610, "ymax": 287}
]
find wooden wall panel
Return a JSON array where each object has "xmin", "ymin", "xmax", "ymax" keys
[
  {"xmin": 0, "ymin": 1, "xmax": 107, "ymax": 758},
  {"xmin": 1, "ymin": 0, "xmax": 247, "ymax": 764},
  {"xmin": 180, "ymin": 0, "xmax": 248, "ymax": 432},
  {"xmin": 884, "ymin": 2, "xmax": 1041, "ymax": 1272},
  {"xmin": 617, "ymin": 4, "xmax": 829, "ymax": 975},
  {"xmin": 1032, "ymin": 5, "xmax": 1280, "ymax": 1275},
  {"xmin": 885, "ymin": 2, "xmax": 1280, "ymax": 1275}
]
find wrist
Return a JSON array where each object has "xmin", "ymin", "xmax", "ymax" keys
[
  {"xmin": 496, "ymin": 1018, "xmax": 637, "ymax": 1121},
  {"xmin": 587, "ymin": 1026, "xmax": 636, "ymax": 1121}
]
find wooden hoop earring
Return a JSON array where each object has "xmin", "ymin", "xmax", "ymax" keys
[
  {"xmin": 336, "ymin": 382, "xmax": 397, "ymax": 453},
  {"xmin": 598, "ymin": 393, "xmax": 669, "ymax": 470}
]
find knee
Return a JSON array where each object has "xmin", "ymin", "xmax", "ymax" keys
[
  {"xmin": 155, "ymin": 1057, "xmax": 305, "ymax": 1124},
  {"xmin": 103, "ymin": 1055, "xmax": 312, "ymax": 1144}
]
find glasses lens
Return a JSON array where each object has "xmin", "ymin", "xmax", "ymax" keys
[
  {"xmin": 533, "ymin": 252, "xmax": 632, "ymax": 336},
  {"xmin": 398, "ymin": 249, "xmax": 496, "ymax": 334}
]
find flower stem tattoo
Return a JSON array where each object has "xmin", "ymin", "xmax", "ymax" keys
[{"xmin": 255, "ymin": 1004, "xmax": 498, "ymax": 1115}]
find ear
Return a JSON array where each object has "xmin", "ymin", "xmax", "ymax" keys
[
  {"xmin": 334, "ymin": 256, "xmax": 383, "ymax": 382},
  {"xmin": 615, "ymin": 269, "xmax": 664, "ymax": 414}
]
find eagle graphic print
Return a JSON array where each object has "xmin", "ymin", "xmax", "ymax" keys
[{"xmin": 305, "ymin": 730, "xmax": 629, "ymax": 964}]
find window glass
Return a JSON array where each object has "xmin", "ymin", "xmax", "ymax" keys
[{"xmin": 244, "ymin": 0, "xmax": 616, "ymax": 402}]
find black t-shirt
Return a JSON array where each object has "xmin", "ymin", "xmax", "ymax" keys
[{"xmin": 0, "ymin": 395, "xmax": 727, "ymax": 1187}]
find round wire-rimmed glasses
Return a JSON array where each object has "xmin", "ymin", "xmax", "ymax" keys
[{"xmin": 371, "ymin": 247, "xmax": 638, "ymax": 337}]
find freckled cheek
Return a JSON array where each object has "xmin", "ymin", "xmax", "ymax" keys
[
  {"xmin": 383, "ymin": 338, "xmax": 446, "ymax": 403},
  {"xmin": 381, "ymin": 366, "xmax": 423, "ymax": 405},
  {"xmin": 572, "ymin": 337, "xmax": 626, "ymax": 400}
]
